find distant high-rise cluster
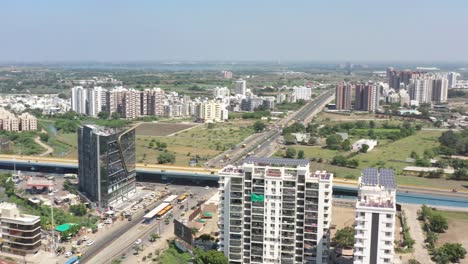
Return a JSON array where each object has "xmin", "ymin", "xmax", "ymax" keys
[
  {"xmin": 335, "ymin": 82, "xmax": 379, "ymax": 112},
  {"xmin": 222, "ymin": 70, "xmax": 233, "ymax": 79},
  {"xmin": 71, "ymin": 86, "xmax": 228, "ymax": 123},
  {"xmin": 0, "ymin": 108, "xmax": 37, "ymax": 132}
]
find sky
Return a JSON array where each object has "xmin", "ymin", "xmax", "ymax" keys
[{"xmin": 1, "ymin": 0, "xmax": 468, "ymax": 62}]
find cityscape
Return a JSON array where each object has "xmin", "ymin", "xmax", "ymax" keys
[{"xmin": 1, "ymin": 1, "xmax": 468, "ymax": 264}]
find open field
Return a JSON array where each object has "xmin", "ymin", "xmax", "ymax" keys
[
  {"xmin": 353, "ymin": 130, "xmax": 443, "ymax": 172},
  {"xmin": 437, "ymin": 210, "xmax": 468, "ymax": 264},
  {"xmin": 135, "ymin": 122, "xmax": 199, "ymax": 136},
  {"xmin": 136, "ymin": 120, "xmax": 255, "ymax": 166},
  {"xmin": 316, "ymin": 112, "xmax": 432, "ymax": 127},
  {"xmin": 276, "ymin": 146, "xmax": 344, "ymax": 162}
]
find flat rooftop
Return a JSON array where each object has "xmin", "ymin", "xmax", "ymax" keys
[
  {"xmin": 243, "ymin": 157, "xmax": 310, "ymax": 167},
  {"xmin": 361, "ymin": 168, "xmax": 396, "ymax": 189}
]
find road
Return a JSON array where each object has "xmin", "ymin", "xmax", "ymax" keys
[
  {"xmin": 81, "ymin": 185, "xmax": 214, "ymax": 264},
  {"xmin": 402, "ymin": 204, "xmax": 434, "ymax": 264},
  {"xmin": 207, "ymin": 89, "xmax": 335, "ymax": 167}
]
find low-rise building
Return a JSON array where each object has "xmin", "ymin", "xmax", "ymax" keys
[
  {"xmin": 0, "ymin": 203, "xmax": 41, "ymax": 256},
  {"xmin": 352, "ymin": 139, "xmax": 378, "ymax": 152}
]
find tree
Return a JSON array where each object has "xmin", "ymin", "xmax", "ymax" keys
[
  {"xmin": 369, "ymin": 120, "xmax": 376, "ymax": 128},
  {"xmin": 410, "ymin": 151, "xmax": 418, "ymax": 159},
  {"xmin": 283, "ymin": 134, "xmax": 296, "ymax": 145},
  {"xmin": 308, "ymin": 137, "xmax": 317, "ymax": 145},
  {"xmin": 111, "ymin": 112, "xmax": 120, "ymax": 119},
  {"xmin": 429, "ymin": 213, "xmax": 448, "ymax": 233},
  {"xmin": 332, "ymin": 226, "xmax": 354, "ymax": 248},
  {"xmin": 407, "ymin": 259, "xmax": 421, "ymax": 264},
  {"xmin": 341, "ymin": 139, "xmax": 351, "ymax": 151},
  {"xmin": 149, "ymin": 142, "xmax": 154, "ymax": 148},
  {"xmin": 69, "ymin": 204, "xmax": 87, "ymax": 216},
  {"xmin": 195, "ymin": 250, "xmax": 228, "ymax": 264},
  {"xmin": 331, "ymin": 155, "xmax": 347, "ymax": 166},
  {"xmin": 360, "ymin": 144, "xmax": 369, "ymax": 153},
  {"xmin": 58, "ymin": 93, "xmax": 68, "ymax": 99},
  {"xmin": 158, "ymin": 152, "xmax": 176, "ymax": 164},
  {"xmin": 98, "ymin": 111, "xmax": 110, "ymax": 119},
  {"xmin": 149, "ymin": 233, "xmax": 160, "ymax": 242},
  {"xmin": 253, "ymin": 121, "xmax": 266, "ymax": 133},
  {"xmin": 435, "ymin": 243, "xmax": 466, "ymax": 264},
  {"xmin": 207, "ymin": 123, "xmax": 215, "ymax": 129},
  {"xmin": 285, "ymin": 147, "xmax": 296, "ymax": 158},
  {"xmin": 39, "ymin": 133, "xmax": 49, "ymax": 142},
  {"xmin": 326, "ymin": 134, "xmax": 342, "ymax": 150},
  {"xmin": 297, "ymin": 150, "xmax": 305, "ymax": 159}
]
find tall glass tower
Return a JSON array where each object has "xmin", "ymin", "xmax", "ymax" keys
[{"xmin": 78, "ymin": 124, "xmax": 136, "ymax": 209}]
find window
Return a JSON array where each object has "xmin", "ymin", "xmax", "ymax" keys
[
  {"xmin": 384, "ymin": 250, "xmax": 390, "ymax": 254},
  {"xmin": 386, "ymin": 214, "xmax": 392, "ymax": 219},
  {"xmin": 385, "ymin": 232, "xmax": 391, "ymax": 237},
  {"xmin": 386, "ymin": 223, "xmax": 392, "ymax": 228},
  {"xmin": 384, "ymin": 258, "xmax": 390, "ymax": 263}
]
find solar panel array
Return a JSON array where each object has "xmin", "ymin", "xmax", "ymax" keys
[
  {"xmin": 243, "ymin": 157, "xmax": 310, "ymax": 167},
  {"xmin": 361, "ymin": 168, "xmax": 396, "ymax": 189}
]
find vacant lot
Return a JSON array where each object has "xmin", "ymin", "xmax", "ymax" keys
[
  {"xmin": 437, "ymin": 210, "xmax": 468, "ymax": 264},
  {"xmin": 135, "ymin": 122, "xmax": 199, "ymax": 136},
  {"xmin": 136, "ymin": 120, "xmax": 255, "ymax": 166}
]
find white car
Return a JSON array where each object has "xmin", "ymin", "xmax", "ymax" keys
[
  {"xmin": 83, "ymin": 236, "xmax": 88, "ymax": 241},
  {"xmin": 104, "ymin": 219, "xmax": 113, "ymax": 224},
  {"xmin": 65, "ymin": 252, "xmax": 72, "ymax": 258},
  {"xmin": 86, "ymin": 240, "xmax": 95, "ymax": 246},
  {"xmin": 135, "ymin": 239, "xmax": 142, "ymax": 245},
  {"xmin": 205, "ymin": 186, "xmax": 210, "ymax": 190}
]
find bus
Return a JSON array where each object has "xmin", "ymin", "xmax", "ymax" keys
[
  {"xmin": 156, "ymin": 204, "xmax": 173, "ymax": 220},
  {"xmin": 64, "ymin": 256, "xmax": 80, "ymax": 264},
  {"xmin": 177, "ymin": 194, "xmax": 188, "ymax": 204}
]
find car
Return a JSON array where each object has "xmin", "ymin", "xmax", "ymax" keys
[
  {"xmin": 135, "ymin": 239, "xmax": 142, "ymax": 245},
  {"xmin": 65, "ymin": 252, "xmax": 72, "ymax": 258},
  {"xmin": 86, "ymin": 240, "xmax": 95, "ymax": 246},
  {"xmin": 77, "ymin": 239, "xmax": 83, "ymax": 245},
  {"xmin": 205, "ymin": 186, "xmax": 210, "ymax": 190},
  {"xmin": 83, "ymin": 236, "xmax": 88, "ymax": 241}
]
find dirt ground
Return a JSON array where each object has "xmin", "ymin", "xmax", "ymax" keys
[
  {"xmin": 437, "ymin": 212, "xmax": 468, "ymax": 264},
  {"xmin": 135, "ymin": 122, "xmax": 198, "ymax": 136},
  {"xmin": 331, "ymin": 203, "xmax": 355, "ymax": 237}
]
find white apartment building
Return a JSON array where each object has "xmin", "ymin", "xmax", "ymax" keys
[
  {"xmin": 447, "ymin": 72, "xmax": 458, "ymax": 88},
  {"xmin": 71, "ymin": 86, "xmax": 88, "ymax": 115},
  {"xmin": 197, "ymin": 101, "xmax": 228, "ymax": 123},
  {"xmin": 213, "ymin": 86, "xmax": 231, "ymax": 98},
  {"xmin": 408, "ymin": 78, "xmax": 432, "ymax": 104},
  {"xmin": 219, "ymin": 157, "xmax": 333, "ymax": 264},
  {"xmin": 354, "ymin": 168, "xmax": 396, "ymax": 264},
  {"xmin": 71, "ymin": 86, "xmax": 105, "ymax": 117},
  {"xmin": 235, "ymin": 79, "xmax": 247, "ymax": 97},
  {"xmin": 0, "ymin": 203, "xmax": 41, "ymax": 256},
  {"xmin": 293, "ymin": 86, "xmax": 312, "ymax": 101}
]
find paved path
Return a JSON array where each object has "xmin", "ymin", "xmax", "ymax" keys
[
  {"xmin": 403, "ymin": 204, "xmax": 434, "ymax": 264},
  {"xmin": 34, "ymin": 136, "xmax": 54, "ymax": 156}
]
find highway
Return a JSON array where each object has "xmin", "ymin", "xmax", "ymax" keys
[{"xmin": 207, "ymin": 89, "xmax": 335, "ymax": 167}]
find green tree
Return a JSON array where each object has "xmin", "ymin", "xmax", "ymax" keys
[
  {"xmin": 285, "ymin": 147, "xmax": 297, "ymax": 158},
  {"xmin": 39, "ymin": 133, "xmax": 49, "ymax": 142},
  {"xmin": 58, "ymin": 93, "xmax": 68, "ymax": 99},
  {"xmin": 253, "ymin": 121, "xmax": 266, "ymax": 133},
  {"xmin": 195, "ymin": 250, "xmax": 228, "ymax": 264},
  {"xmin": 69, "ymin": 204, "xmax": 87, "ymax": 216},
  {"xmin": 326, "ymin": 134, "xmax": 342, "ymax": 150},
  {"xmin": 111, "ymin": 112, "xmax": 120, "ymax": 119},
  {"xmin": 98, "ymin": 111, "xmax": 110, "ymax": 119},
  {"xmin": 207, "ymin": 123, "xmax": 215, "ymax": 129},
  {"xmin": 360, "ymin": 144, "xmax": 369, "ymax": 153},
  {"xmin": 332, "ymin": 226, "xmax": 354, "ymax": 248},
  {"xmin": 158, "ymin": 152, "xmax": 176, "ymax": 164},
  {"xmin": 435, "ymin": 243, "xmax": 466, "ymax": 264},
  {"xmin": 407, "ymin": 259, "xmax": 421, "ymax": 264},
  {"xmin": 283, "ymin": 134, "xmax": 296, "ymax": 145},
  {"xmin": 369, "ymin": 120, "xmax": 376, "ymax": 128},
  {"xmin": 297, "ymin": 150, "xmax": 305, "ymax": 159},
  {"xmin": 410, "ymin": 151, "xmax": 418, "ymax": 159},
  {"xmin": 341, "ymin": 139, "xmax": 351, "ymax": 151},
  {"xmin": 429, "ymin": 213, "xmax": 448, "ymax": 233},
  {"xmin": 149, "ymin": 233, "xmax": 160, "ymax": 242},
  {"xmin": 331, "ymin": 155, "xmax": 347, "ymax": 166},
  {"xmin": 149, "ymin": 142, "xmax": 154, "ymax": 148}
]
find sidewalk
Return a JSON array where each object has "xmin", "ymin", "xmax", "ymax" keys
[{"xmin": 402, "ymin": 204, "xmax": 434, "ymax": 264}]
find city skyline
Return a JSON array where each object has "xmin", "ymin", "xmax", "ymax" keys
[{"xmin": 1, "ymin": 0, "xmax": 468, "ymax": 62}]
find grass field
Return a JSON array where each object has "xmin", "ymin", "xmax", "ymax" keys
[
  {"xmin": 437, "ymin": 210, "xmax": 468, "ymax": 263},
  {"xmin": 275, "ymin": 146, "xmax": 344, "ymax": 162},
  {"xmin": 136, "ymin": 120, "xmax": 254, "ymax": 166},
  {"xmin": 135, "ymin": 123, "xmax": 198, "ymax": 136}
]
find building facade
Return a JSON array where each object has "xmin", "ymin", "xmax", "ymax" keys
[
  {"xmin": 354, "ymin": 83, "xmax": 379, "ymax": 112},
  {"xmin": 78, "ymin": 125, "xmax": 137, "ymax": 209},
  {"xmin": 354, "ymin": 168, "xmax": 396, "ymax": 264},
  {"xmin": 293, "ymin": 86, "xmax": 312, "ymax": 101},
  {"xmin": 219, "ymin": 157, "xmax": 333, "ymax": 264},
  {"xmin": 235, "ymin": 79, "xmax": 247, "ymax": 97},
  {"xmin": 0, "ymin": 203, "xmax": 41, "ymax": 256},
  {"xmin": 336, "ymin": 82, "xmax": 352, "ymax": 111},
  {"xmin": 432, "ymin": 78, "xmax": 449, "ymax": 103}
]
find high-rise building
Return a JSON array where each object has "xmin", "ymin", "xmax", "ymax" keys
[
  {"xmin": 122, "ymin": 89, "xmax": 141, "ymax": 119},
  {"xmin": 213, "ymin": 87, "xmax": 231, "ymax": 98},
  {"xmin": 235, "ymin": 79, "xmax": 247, "ymax": 96},
  {"xmin": 141, "ymin": 88, "xmax": 165, "ymax": 116},
  {"xmin": 432, "ymin": 78, "xmax": 449, "ymax": 103},
  {"xmin": 354, "ymin": 83, "xmax": 379, "ymax": 112},
  {"xmin": 0, "ymin": 203, "xmax": 41, "ymax": 256},
  {"xmin": 387, "ymin": 70, "xmax": 427, "ymax": 90},
  {"xmin": 78, "ymin": 125, "xmax": 136, "ymax": 209},
  {"xmin": 447, "ymin": 72, "xmax": 458, "ymax": 88},
  {"xmin": 335, "ymin": 82, "xmax": 352, "ymax": 111},
  {"xmin": 293, "ymin": 86, "xmax": 312, "ymax": 101},
  {"xmin": 219, "ymin": 157, "xmax": 333, "ymax": 264},
  {"xmin": 197, "ymin": 101, "xmax": 228, "ymax": 123},
  {"xmin": 222, "ymin": 71, "xmax": 233, "ymax": 79},
  {"xmin": 354, "ymin": 168, "xmax": 396, "ymax": 264},
  {"xmin": 408, "ymin": 78, "xmax": 432, "ymax": 104},
  {"xmin": 71, "ymin": 86, "xmax": 88, "ymax": 115}
]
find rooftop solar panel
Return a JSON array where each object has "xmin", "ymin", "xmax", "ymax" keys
[{"xmin": 361, "ymin": 167, "xmax": 396, "ymax": 189}]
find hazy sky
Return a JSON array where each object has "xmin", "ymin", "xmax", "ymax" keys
[{"xmin": 1, "ymin": 0, "xmax": 467, "ymax": 62}]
